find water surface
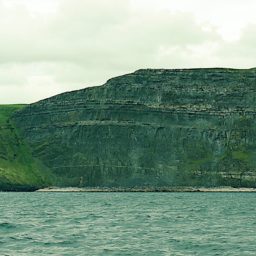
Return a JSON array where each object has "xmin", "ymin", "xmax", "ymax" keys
[{"xmin": 0, "ymin": 192, "xmax": 255, "ymax": 255}]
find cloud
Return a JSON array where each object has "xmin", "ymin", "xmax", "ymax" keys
[
  {"xmin": 132, "ymin": 0, "xmax": 256, "ymax": 41},
  {"xmin": 0, "ymin": 0, "xmax": 256, "ymax": 103},
  {"xmin": 215, "ymin": 24, "xmax": 256, "ymax": 68}
]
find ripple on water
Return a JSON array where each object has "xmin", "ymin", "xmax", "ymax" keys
[
  {"xmin": 0, "ymin": 192, "xmax": 256, "ymax": 255},
  {"xmin": 0, "ymin": 222, "xmax": 17, "ymax": 229}
]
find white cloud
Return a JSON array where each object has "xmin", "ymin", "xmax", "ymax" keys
[
  {"xmin": 0, "ymin": 0, "xmax": 256, "ymax": 103},
  {"xmin": 132, "ymin": 0, "xmax": 256, "ymax": 41},
  {"xmin": 2, "ymin": 0, "xmax": 59, "ymax": 16}
]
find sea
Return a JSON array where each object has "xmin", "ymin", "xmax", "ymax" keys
[{"xmin": 0, "ymin": 192, "xmax": 255, "ymax": 256}]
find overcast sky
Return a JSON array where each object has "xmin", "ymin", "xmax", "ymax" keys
[{"xmin": 1, "ymin": 0, "xmax": 256, "ymax": 104}]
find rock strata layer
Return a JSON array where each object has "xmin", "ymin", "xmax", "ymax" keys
[{"xmin": 13, "ymin": 68, "xmax": 256, "ymax": 187}]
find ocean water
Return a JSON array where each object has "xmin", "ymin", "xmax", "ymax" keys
[{"xmin": 0, "ymin": 192, "xmax": 255, "ymax": 256}]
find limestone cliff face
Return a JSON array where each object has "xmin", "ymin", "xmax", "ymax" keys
[{"xmin": 13, "ymin": 68, "xmax": 256, "ymax": 187}]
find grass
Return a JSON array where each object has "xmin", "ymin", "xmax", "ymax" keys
[
  {"xmin": 232, "ymin": 150, "xmax": 251, "ymax": 162},
  {"xmin": 0, "ymin": 105, "xmax": 52, "ymax": 190}
]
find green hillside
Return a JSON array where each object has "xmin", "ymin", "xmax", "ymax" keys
[{"xmin": 0, "ymin": 105, "xmax": 52, "ymax": 191}]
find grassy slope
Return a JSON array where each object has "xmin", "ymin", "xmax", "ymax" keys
[{"xmin": 0, "ymin": 105, "xmax": 52, "ymax": 191}]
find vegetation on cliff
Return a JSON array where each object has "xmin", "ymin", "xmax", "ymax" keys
[{"xmin": 0, "ymin": 105, "xmax": 52, "ymax": 191}]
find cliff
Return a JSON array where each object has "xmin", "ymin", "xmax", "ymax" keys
[{"xmin": 11, "ymin": 68, "xmax": 256, "ymax": 188}]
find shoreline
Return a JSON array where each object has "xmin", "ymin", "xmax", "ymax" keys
[{"xmin": 36, "ymin": 186, "xmax": 256, "ymax": 193}]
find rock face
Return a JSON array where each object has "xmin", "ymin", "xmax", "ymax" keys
[{"xmin": 13, "ymin": 68, "xmax": 256, "ymax": 187}]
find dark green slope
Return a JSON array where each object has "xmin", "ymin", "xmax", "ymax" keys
[
  {"xmin": 11, "ymin": 68, "xmax": 256, "ymax": 188},
  {"xmin": 0, "ymin": 105, "xmax": 52, "ymax": 191}
]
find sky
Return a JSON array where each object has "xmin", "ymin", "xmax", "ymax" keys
[{"xmin": 1, "ymin": 0, "xmax": 256, "ymax": 104}]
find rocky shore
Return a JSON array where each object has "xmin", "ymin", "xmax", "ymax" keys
[{"xmin": 36, "ymin": 186, "xmax": 256, "ymax": 192}]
